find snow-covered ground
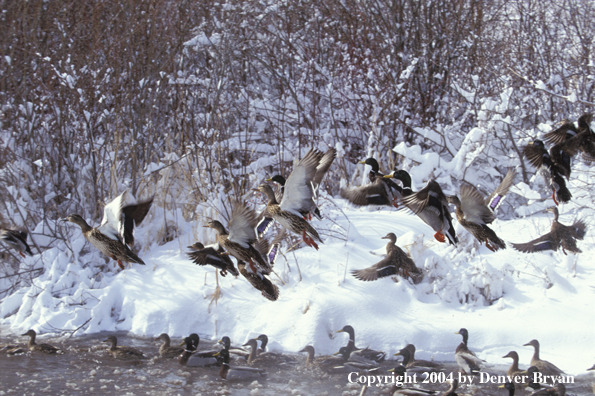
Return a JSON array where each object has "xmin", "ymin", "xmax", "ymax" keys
[{"xmin": 1, "ymin": 188, "xmax": 593, "ymax": 376}]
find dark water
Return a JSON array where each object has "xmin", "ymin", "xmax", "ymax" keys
[{"xmin": 1, "ymin": 330, "xmax": 593, "ymax": 396}]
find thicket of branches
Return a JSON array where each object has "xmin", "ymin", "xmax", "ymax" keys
[{"xmin": 0, "ymin": 0, "xmax": 593, "ymax": 268}]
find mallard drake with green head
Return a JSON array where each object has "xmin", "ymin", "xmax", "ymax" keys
[
  {"xmin": 103, "ymin": 335, "xmax": 146, "ymax": 360},
  {"xmin": 266, "ymin": 148, "xmax": 337, "ymax": 220},
  {"xmin": 394, "ymin": 344, "xmax": 441, "ymax": 370},
  {"xmin": 21, "ymin": 330, "xmax": 63, "ymax": 354},
  {"xmin": 204, "ymin": 202, "xmax": 271, "ymax": 275},
  {"xmin": 523, "ymin": 339, "xmax": 564, "ymax": 376},
  {"xmin": 525, "ymin": 366, "xmax": 542, "ymax": 390},
  {"xmin": 178, "ymin": 335, "xmax": 219, "ymax": 366},
  {"xmin": 340, "ymin": 158, "xmax": 402, "ymax": 207},
  {"xmin": 512, "ymin": 207, "xmax": 586, "ymax": 254},
  {"xmin": 154, "ymin": 333, "xmax": 184, "ymax": 359},
  {"xmin": 447, "ymin": 183, "xmax": 507, "ymax": 252},
  {"xmin": 336, "ymin": 325, "xmax": 386, "ymax": 362},
  {"xmin": 385, "ymin": 170, "xmax": 457, "ymax": 245},
  {"xmin": 0, "ymin": 228, "xmax": 33, "ymax": 257},
  {"xmin": 499, "ymin": 382, "xmax": 516, "ymax": 396},
  {"xmin": 213, "ymin": 349, "xmax": 267, "ymax": 381},
  {"xmin": 523, "ymin": 139, "xmax": 572, "ymax": 205},
  {"xmin": 62, "ymin": 192, "xmax": 153, "ymax": 269},
  {"xmin": 218, "ymin": 336, "xmax": 250, "ymax": 359},
  {"xmin": 255, "ymin": 184, "xmax": 323, "ymax": 250},
  {"xmin": 351, "ymin": 233, "xmax": 422, "ymax": 283},
  {"xmin": 502, "ymin": 351, "xmax": 526, "ymax": 382},
  {"xmin": 187, "ymin": 242, "xmax": 239, "ymax": 277},
  {"xmin": 183, "ymin": 333, "xmax": 199, "ymax": 351},
  {"xmin": 454, "ymin": 328, "xmax": 483, "ymax": 374}
]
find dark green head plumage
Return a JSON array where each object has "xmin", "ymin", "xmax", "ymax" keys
[
  {"xmin": 358, "ymin": 158, "xmax": 380, "ymax": 173},
  {"xmin": 390, "ymin": 170, "xmax": 412, "ymax": 188},
  {"xmin": 266, "ymin": 175, "xmax": 286, "ymax": 185}
]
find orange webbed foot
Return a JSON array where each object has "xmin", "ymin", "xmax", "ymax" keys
[
  {"xmin": 552, "ymin": 191, "xmax": 559, "ymax": 206},
  {"xmin": 434, "ymin": 231, "xmax": 446, "ymax": 243}
]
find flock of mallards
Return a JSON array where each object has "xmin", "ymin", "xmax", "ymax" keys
[
  {"xmin": 2, "ymin": 326, "xmax": 589, "ymax": 396},
  {"xmin": 0, "ymin": 115, "xmax": 591, "ymax": 301},
  {"xmin": 0, "ymin": 114, "xmax": 593, "ymax": 394}
]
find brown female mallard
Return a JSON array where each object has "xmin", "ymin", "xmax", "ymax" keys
[
  {"xmin": 502, "ymin": 351, "xmax": 526, "ymax": 382},
  {"xmin": 204, "ymin": 202, "xmax": 270, "ymax": 274},
  {"xmin": 299, "ymin": 345, "xmax": 345, "ymax": 370},
  {"xmin": 239, "ymin": 231, "xmax": 283, "ymax": 301},
  {"xmin": 103, "ymin": 335, "xmax": 146, "ymax": 360},
  {"xmin": 0, "ymin": 228, "xmax": 33, "ymax": 257},
  {"xmin": 22, "ymin": 329, "xmax": 63, "ymax": 354},
  {"xmin": 447, "ymin": 180, "xmax": 509, "ymax": 251},
  {"xmin": 523, "ymin": 339, "xmax": 564, "ymax": 376},
  {"xmin": 187, "ymin": 241, "xmax": 239, "ymax": 277},
  {"xmin": 243, "ymin": 338, "xmax": 295, "ymax": 365},
  {"xmin": 255, "ymin": 184, "xmax": 323, "ymax": 250},
  {"xmin": 512, "ymin": 207, "xmax": 586, "ymax": 254},
  {"xmin": 351, "ymin": 233, "xmax": 422, "ymax": 283},
  {"xmin": 394, "ymin": 344, "xmax": 441, "ymax": 370},
  {"xmin": 266, "ymin": 148, "xmax": 336, "ymax": 219},
  {"xmin": 62, "ymin": 192, "xmax": 153, "ymax": 269},
  {"xmin": 178, "ymin": 335, "xmax": 219, "ymax": 366},
  {"xmin": 155, "ymin": 333, "xmax": 184, "ymax": 359},
  {"xmin": 385, "ymin": 170, "xmax": 457, "ymax": 245},
  {"xmin": 340, "ymin": 158, "xmax": 402, "ymax": 207},
  {"xmin": 454, "ymin": 328, "xmax": 483, "ymax": 374}
]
